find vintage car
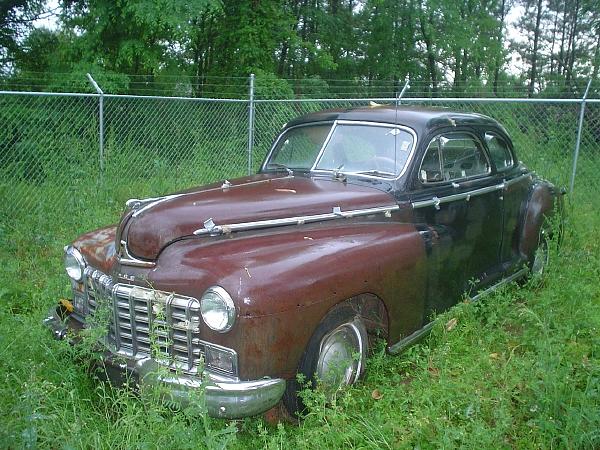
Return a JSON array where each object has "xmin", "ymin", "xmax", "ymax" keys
[{"xmin": 45, "ymin": 105, "xmax": 563, "ymax": 419}]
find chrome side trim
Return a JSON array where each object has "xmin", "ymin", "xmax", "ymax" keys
[
  {"xmin": 468, "ymin": 267, "xmax": 529, "ymax": 303},
  {"xmin": 387, "ymin": 267, "xmax": 529, "ymax": 355},
  {"xmin": 411, "ymin": 173, "xmax": 531, "ymax": 210},
  {"xmin": 412, "ymin": 183, "xmax": 502, "ymax": 209},
  {"xmin": 387, "ymin": 321, "xmax": 435, "ymax": 355},
  {"xmin": 503, "ymin": 173, "xmax": 532, "ymax": 188},
  {"xmin": 193, "ymin": 205, "xmax": 399, "ymax": 236}
]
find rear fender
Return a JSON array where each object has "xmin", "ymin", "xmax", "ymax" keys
[{"xmin": 518, "ymin": 181, "xmax": 562, "ymax": 260}]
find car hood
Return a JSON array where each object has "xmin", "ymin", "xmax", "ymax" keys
[{"xmin": 123, "ymin": 173, "xmax": 396, "ymax": 260}]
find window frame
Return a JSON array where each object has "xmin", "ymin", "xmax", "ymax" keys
[
  {"xmin": 261, "ymin": 120, "xmax": 335, "ymax": 172},
  {"xmin": 261, "ymin": 120, "xmax": 419, "ymax": 181},
  {"xmin": 418, "ymin": 131, "xmax": 492, "ymax": 185},
  {"xmin": 484, "ymin": 131, "xmax": 515, "ymax": 173}
]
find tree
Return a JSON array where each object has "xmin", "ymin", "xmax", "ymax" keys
[{"xmin": 0, "ymin": 0, "xmax": 49, "ymax": 73}]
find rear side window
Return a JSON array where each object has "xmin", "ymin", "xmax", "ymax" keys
[
  {"xmin": 485, "ymin": 133, "xmax": 513, "ymax": 172},
  {"xmin": 420, "ymin": 133, "xmax": 490, "ymax": 183}
]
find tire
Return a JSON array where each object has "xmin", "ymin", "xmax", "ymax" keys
[{"xmin": 283, "ymin": 304, "xmax": 368, "ymax": 416}]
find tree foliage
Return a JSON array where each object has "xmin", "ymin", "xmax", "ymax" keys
[{"xmin": 1, "ymin": 0, "xmax": 598, "ymax": 97}]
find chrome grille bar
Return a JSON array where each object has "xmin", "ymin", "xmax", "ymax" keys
[{"xmin": 74, "ymin": 267, "xmax": 237, "ymax": 377}]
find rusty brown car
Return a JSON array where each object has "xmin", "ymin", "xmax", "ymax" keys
[{"xmin": 45, "ymin": 105, "xmax": 563, "ymax": 418}]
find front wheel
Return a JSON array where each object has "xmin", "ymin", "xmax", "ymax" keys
[{"xmin": 283, "ymin": 305, "xmax": 368, "ymax": 416}]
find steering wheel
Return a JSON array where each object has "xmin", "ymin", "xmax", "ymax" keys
[{"xmin": 373, "ymin": 156, "xmax": 397, "ymax": 174}]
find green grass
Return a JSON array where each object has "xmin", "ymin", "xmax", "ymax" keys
[{"xmin": 1, "ymin": 176, "xmax": 599, "ymax": 448}]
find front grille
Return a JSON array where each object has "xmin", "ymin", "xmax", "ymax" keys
[
  {"xmin": 112, "ymin": 284, "xmax": 204, "ymax": 373},
  {"xmin": 72, "ymin": 267, "xmax": 232, "ymax": 376}
]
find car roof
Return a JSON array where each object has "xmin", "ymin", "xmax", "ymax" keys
[{"xmin": 286, "ymin": 105, "xmax": 506, "ymax": 136}]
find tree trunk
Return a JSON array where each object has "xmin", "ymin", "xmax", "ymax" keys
[
  {"xmin": 558, "ymin": 1, "xmax": 568, "ymax": 76},
  {"xmin": 493, "ymin": 0, "xmax": 507, "ymax": 96},
  {"xmin": 549, "ymin": 4, "xmax": 559, "ymax": 77},
  {"xmin": 528, "ymin": 0, "xmax": 544, "ymax": 98},
  {"xmin": 592, "ymin": 27, "xmax": 600, "ymax": 81},
  {"xmin": 565, "ymin": 0, "xmax": 580, "ymax": 88},
  {"xmin": 418, "ymin": 12, "xmax": 438, "ymax": 96}
]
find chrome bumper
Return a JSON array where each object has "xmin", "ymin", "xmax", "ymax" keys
[{"xmin": 43, "ymin": 310, "xmax": 285, "ymax": 419}]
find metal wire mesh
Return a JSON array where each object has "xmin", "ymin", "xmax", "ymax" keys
[
  {"xmin": 0, "ymin": 93, "xmax": 99, "ymax": 220},
  {"xmin": 1, "ymin": 90, "xmax": 598, "ymax": 232},
  {"xmin": 102, "ymin": 96, "xmax": 248, "ymax": 184}
]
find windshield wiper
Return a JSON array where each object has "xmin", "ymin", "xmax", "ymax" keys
[
  {"xmin": 353, "ymin": 170, "xmax": 395, "ymax": 177},
  {"xmin": 332, "ymin": 164, "xmax": 347, "ymax": 181},
  {"xmin": 266, "ymin": 163, "xmax": 294, "ymax": 176}
]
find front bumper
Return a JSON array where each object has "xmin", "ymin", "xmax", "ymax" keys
[{"xmin": 43, "ymin": 309, "xmax": 285, "ymax": 419}]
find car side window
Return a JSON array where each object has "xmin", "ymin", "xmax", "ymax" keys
[
  {"xmin": 420, "ymin": 132, "xmax": 490, "ymax": 183},
  {"xmin": 420, "ymin": 138, "xmax": 443, "ymax": 182},
  {"xmin": 485, "ymin": 133, "xmax": 513, "ymax": 171}
]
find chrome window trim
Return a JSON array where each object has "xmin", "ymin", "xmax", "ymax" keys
[
  {"xmin": 262, "ymin": 119, "xmax": 418, "ymax": 181},
  {"xmin": 311, "ymin": 120, "xmax": 418, "ymax": 180},
  {"xmin": 193, "ymin": 204, "xmax": 399, "ymax": 236},
  {"xmin": 484, "ymin": 132, "xmax": 515, "ymax": 172},
  {"xmin": 418, "ymin": 131, "xmax": 492, "ymax": 185},
  {"xmin": 260, "ymin": 120, "xmax": 335, "ymax": 173}
]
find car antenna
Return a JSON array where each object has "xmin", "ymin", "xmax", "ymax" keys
[{"xmin": 394, "ymin": 76, "xmax": 411, "ymax": 176}]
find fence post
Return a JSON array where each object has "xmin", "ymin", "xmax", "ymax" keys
[
  {"xmin": 247, "ymin": 73, "xmax": 255, "ymax": 175},
  {"xmin": 570, "ymin": 79, "xmax": 592, "ymax": 194},
  {"xmin": 87, "ymin": 73, "xmax": 105, "ymax": 173},
  {"xmin": 396, "ymin": 77, "xmax": 410, "ymax": 105}
]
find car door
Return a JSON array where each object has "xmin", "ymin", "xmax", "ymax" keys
[
  {"xmin": 411, "ymin": 130, "xmax": 504, "ymax": 319},
  {"xmin": 483, "ymin": 131, "xmax": 530, "ymax": 267}
]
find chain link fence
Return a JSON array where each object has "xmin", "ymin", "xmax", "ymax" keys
[
  {"xmin": 1, "ymin": 86, "xmax": 598, "ymax": 232},
  {"xmin": 254, "ymin": 97, "xmax": 599, "ymax": 196}
]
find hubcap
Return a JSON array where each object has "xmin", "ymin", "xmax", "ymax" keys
[
  {"xmin": 532, "ymin": 237, "xmax": 549, "ymax": 276},
  {"xmin": 315, "ymin": 321, "xmax": 364, "ymax": 390}
]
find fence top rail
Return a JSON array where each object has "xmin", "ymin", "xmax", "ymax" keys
[
  {"xmin": 255, "ymin": 97, "xmax": 600, "ymax": 104},
  {"xmin": 0, "ymin": 90, "xmax": 99, "ymax": 98},
  {"xmin": 0, "ymin": 90, "xmax": 248, "ymax": 103},
  {"xmin": 1, "ymin": 90, "xmax": 598, "ymax": 104},
  {"xmin": 102, "ymin": 93, "xmax": 248, "ymax": 103}
]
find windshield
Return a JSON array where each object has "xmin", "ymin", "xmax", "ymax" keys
[
  {"xmin": 265, "ymin": 124, "xmax": 331, "ymax": 170},
  {"xmin": 265, "ymin": 122, "xmax": 415, "ymax": 178}
]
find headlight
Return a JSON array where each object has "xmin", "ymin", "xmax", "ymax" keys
[
  {"xmin": 200, "ymin": 286, "xmax": 236, "ymax": 332},
  {"xmin": 64, "ymin": 245, "xmax": 85, "ymax": 282}
]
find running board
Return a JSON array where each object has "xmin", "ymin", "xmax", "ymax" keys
[
  {"xmin": 468, "ymin": 267, "xmax": 529, "ymax": 303},
  {"xmin": 387, "ymin": 267, "xmax": 529, "ymax": 355}
]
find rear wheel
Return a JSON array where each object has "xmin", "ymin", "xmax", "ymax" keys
[
  {"xmin": 283, "ymin": 305, "xmax": 368, "ymax": 416},
  {"xmin": 530, "ymin": 228, "xmax": 550, "ymax": 277}
]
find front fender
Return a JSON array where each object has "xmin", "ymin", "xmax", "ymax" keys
[{"xmin": 149, "ymin": 221, "xmax": 427, "ymax": 379}]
